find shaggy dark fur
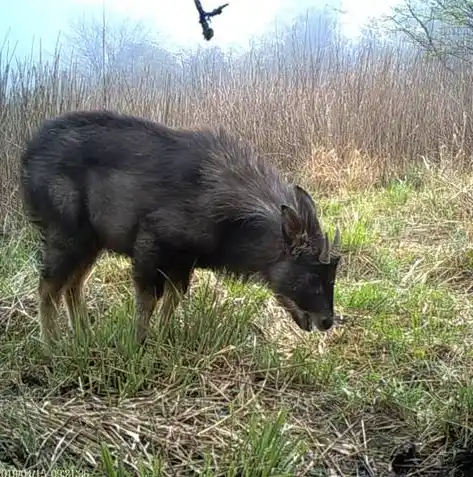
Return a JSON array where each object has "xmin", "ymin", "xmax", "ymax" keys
[{"xmin": 20, "ymin": 110, "xmax": 342, "ymax": 347}]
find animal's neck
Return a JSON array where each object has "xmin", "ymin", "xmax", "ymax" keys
[{"xmin": 200, "ymin": 217, "xmax": 283, "ymax": 279}]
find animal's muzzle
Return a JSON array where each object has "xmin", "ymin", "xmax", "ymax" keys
[
  {"xmin": 277, "ymin": 296, "xmax": 335, "ymax": 333},
  {"xmin": 303, "ymin": 312, "xmax": 334, "ymax": 332}
]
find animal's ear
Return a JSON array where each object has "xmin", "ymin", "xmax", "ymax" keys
[
  {"xmin": 294, "ymin": 185, "xmax": 321, "ymax": 236},
  {"xmin": 294, "ymin": 185, "xmax": 316, "ymax": 209},
  {"xmin": 281, "ymin": 205, "xmax": 306, "ymax": 250}
]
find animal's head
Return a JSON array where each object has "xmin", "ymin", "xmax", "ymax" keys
[{"xmin": 268, "ymin": 185, "xmax": 342, "ymax": 332}]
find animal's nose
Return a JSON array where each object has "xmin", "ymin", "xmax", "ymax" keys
[{"xmin": 320, "ymin": 317, "xmax": 334, "ymax": 330}]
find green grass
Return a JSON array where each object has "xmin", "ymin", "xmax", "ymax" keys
[{"xmin": 2, "ymin": 170, "xmax": 473, "ymax": 476}]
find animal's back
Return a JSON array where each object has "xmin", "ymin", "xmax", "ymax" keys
[
  {"xmin": 21, "ymin": 109, "xmax": 300, "ymax": 257},
  {"xmin": 20, "ymin": 110, "xmax": 209, "ymax": 253}
]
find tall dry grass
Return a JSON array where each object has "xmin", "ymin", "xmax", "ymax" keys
[{"xmin": 1, "ymin": 25, "xmax": 473, "ymax": 232}]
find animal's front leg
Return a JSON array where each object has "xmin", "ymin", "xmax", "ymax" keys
[{"xmin": 160, "ymin": 265, "xmax": 195, "ymax": 322}]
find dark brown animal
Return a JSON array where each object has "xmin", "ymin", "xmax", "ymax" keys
[{"xmin": 20, "ymin": 110, "xmax": 342, "ymax": 348}]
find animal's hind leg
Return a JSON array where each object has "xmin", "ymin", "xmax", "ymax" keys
[
  {"xmin": 64, "ymin": 249, "xmax": 99, "ymax": 337},
  {"xmin": 38, "ymin": 276, "xmax": 62, "ymax": 348},
  {"xmin": 38, "ymin": 229, "xmax": 97, "ymax": 348}
]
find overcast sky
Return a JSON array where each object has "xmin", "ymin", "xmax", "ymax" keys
[{"xmin": 2, "ymin": 0, "xmax": 400, "ymax": 59}]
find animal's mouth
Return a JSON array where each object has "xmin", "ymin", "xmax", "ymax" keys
[
  {"xmin": 302, "ymin": 312, "xmax": 334, "ymax": 332},
  {"xmin": 276, "ymin": 296, "xmax": 334, "ymax": 332}
]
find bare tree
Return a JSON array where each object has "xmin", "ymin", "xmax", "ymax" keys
[
  {"xmin": 65, "ymin": 13, "xmax": 177, "ymax": 79},
  {"xmin": 245, "ymin": 6, "xmax": 344, "ymax": 79},
  {"xmin": 379, "ymin": 0, "xmax": 473, "ymax": 65}
]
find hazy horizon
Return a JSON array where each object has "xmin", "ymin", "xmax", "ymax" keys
[{"xmin": 2, "ymin": 0, "xmax": 399, "ymax": 62}]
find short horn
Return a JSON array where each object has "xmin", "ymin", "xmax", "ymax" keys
[
  {"xmin": 332, "ymin": 227, "xmax": 341, "ymax": 252},
  {"xmin": 319, "ymin": 232, "xmax": 330, "ymax": 264}
]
